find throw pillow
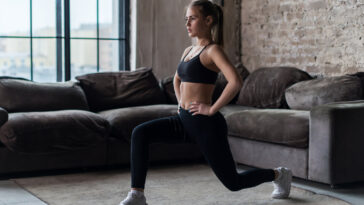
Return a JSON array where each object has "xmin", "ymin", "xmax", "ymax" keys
[
  {"xmin": 236, "ymin": 67, "xmax": 312, "ymax": 108},
  {"xmin": 0, "ymin": 77, "xmax": 89, "ymax": 112},
  {"xmin": 285, "ymin": 75, "xmax": 363, "ymax": 110},
  {"xmin": 159, "ymin": 76, "xmax": 178, "ymax": 104},
  {"xmin": 212, "ymin": 63, "xmax": 250, "ymax": 104},
  {"xmin": 76, "ymin": 67, "xmax": 167, "ymax": 111}
]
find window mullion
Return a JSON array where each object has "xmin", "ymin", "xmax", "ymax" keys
[
  {"xmin": 30, "ymin": 0, "xmax": 33, "ymax": 81},
  {"xmin": 97, "ymin": 0, "xmax": 100, "ymax": 72},
  {"xmin": 119, "ymin": 0, "xmax": 128, "ymax": 71},
  {"xmin": 64, "ymin": 0, "xmax": 70, "ymax": 81},
  {"xmin": 56, "ymin": 0, "xmax": 63, "ymax": 82}
]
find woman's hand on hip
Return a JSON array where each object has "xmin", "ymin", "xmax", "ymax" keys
[{"xmin": 188, "ymin": 102, "xmax": 215, "ymax": 116}]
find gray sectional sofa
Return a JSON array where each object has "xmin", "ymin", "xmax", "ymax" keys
[
  {"xmin": 0, "ymin": 66, "xmax": 364, "ymax": 187},
  {"xmin": 0, "ymin": 68, "xmax": 202, "ymax": 175}
]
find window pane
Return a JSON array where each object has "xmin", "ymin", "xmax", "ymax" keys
[
  {"xmin": 100, "ymin": 40, "xmax": 118, "ymax": 71},
  {"xmin": 33, "ymin": 0, "xmax": 56, "ymax": 37},
  {"xmin": 71, "ymin": 39, "xmax": 97, "ymax": 79},
  {"xmin": 99, "ymin": 0, "xmax": 118, "ymax": 38},
  {"xmin": 0, "ymin": 38, "xmax": 30, "ymax": 79},
  {"xmin": 0, "ymin": 0, "xmax": 30, "ymax": 36},
  {"xmin": 70, "ymin": 0, "xmax": 97, "ymax": 38},
  {"xmin": 33, "ymin": 39, "xmax": 57, "ymax": 82}
]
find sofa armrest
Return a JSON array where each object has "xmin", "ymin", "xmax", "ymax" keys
[
  {"xmin": 0, "ymin": 107, "xmax": 8, "ymax": 127},
  {"xmin": 309, "ymin": 100, "xmax": 364, "ymax": 185}
]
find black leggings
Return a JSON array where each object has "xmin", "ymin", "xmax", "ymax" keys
[{"xmin": 130, "ymin": 106, "xmax": 275, "ymax": 191}]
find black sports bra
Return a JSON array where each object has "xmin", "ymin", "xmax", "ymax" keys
[{"xmin": 177, "ymin": 45, "xmax": 218, "ymax": 85}]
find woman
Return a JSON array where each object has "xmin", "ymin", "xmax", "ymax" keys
[{"xmin": 120, "ymin": 1, "xmax": 292, "ymax": 204}]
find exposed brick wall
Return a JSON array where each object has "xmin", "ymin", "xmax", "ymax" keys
[{"xmin": 241, "ymin": 0, "xmax": 364, "ymax": 76}]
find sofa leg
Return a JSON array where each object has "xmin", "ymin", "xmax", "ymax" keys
[{"xmin": 330, "ymin": 184, "xmax": 339, "ymax": 189}]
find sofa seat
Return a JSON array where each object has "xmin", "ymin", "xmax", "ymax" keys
[
  {"xmin": 225, "ymin": 109, "xmax": 309, "ymax": 148},
  {"xmin": 99, "ymin": 104, "xmax": 178, "ymax": 142},
  {"xmin": 0, "ymin": 110, "xmax": 110, "ymax": 154},
  {"xmin": 219, "ymin": 104, "xmax": 258, "ymax": 117}
]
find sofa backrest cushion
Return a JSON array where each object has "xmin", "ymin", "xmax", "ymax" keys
[
  {"xmin": 212, "ymin": 63, "xmax": 250, "ymax": 104},
  {"xmin": 159, "ymin": 76, "xmax": 178, "ymax": 104},
  {"xmin": 0, "ymin": 107, "xmax": 8, "ymax": 127},
  {"xmin": 285, "ymin": 75, "xmax": 363, "ymax": 110},
  {"xmin": 236, "ymin": 67, "xmax": 312, "ymax": 108},
  {"xmin": 0, "ymin": 77, "xmax": 89, "ymax": 112},
  {"xmin": 76, "ymin": 67, "xmax": 167, "ymax": 111}
]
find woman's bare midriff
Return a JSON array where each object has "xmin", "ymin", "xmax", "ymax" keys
[{"xmin": 179, "ymin": 82, "xmax": 215, "ymax": 110}]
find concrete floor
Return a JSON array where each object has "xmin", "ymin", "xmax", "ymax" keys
[{"xmin": 0, "ymin": 164, "xmax": 363, "ymax": 205}]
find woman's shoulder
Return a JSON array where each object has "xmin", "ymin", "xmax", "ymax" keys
[
  {"xmin": 205, "ymin": 44, "xmax": 225, "ymax": 59},
  {"xmin": 206, "ymin": 43, "xmax": 223, "ymax": 53}
]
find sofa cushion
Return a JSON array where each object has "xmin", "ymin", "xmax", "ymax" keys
[
  {"xmin": 212, "ymin": 63, "xmax": 250, "ymax": 104},
  {"xmin": 0, "ymin": 107, "xmax": 8, "ymax": 127},
  {"xmin": 99, "ymin": 104, "xmax": 177, "ymax": 142},
  {"xmin": 225, "ymin": 109, "xmax": 309, "ymax": 148},
  {"xmin": 285, "ymin": 75, "xmax": 363, "ymax": 110},
  {"xmin": 159, "ymin": 76, "xmax": 178, "ymax": 104},
  {"xmin": 76, "ymin": 67, "xmax": 167, "ymax": 111},
  {"xmin": 236, "ymin": 67, "xmax": 312, "ymax": 108},
  {"xmin": 219, "ymin": 104, "xmax": 257, "ymax": 117},
  {"xmin": 0, "ymin": 110, "xmax": 110, "ymax": 154},
  {"xmin": 0, "ymin": 78, "xmax": 89, "ymax": 112}
]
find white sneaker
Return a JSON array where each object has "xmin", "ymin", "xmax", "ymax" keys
[
  {"xmin": 119, "ymin": 191, "xmax": 148, "ymax": 205},
  {"xmin": 271, "ymin": 167, "xmax": 292, "ymax": 199}
]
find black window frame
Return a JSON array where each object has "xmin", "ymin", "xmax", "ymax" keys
[{"xmin": 0, "ymin": 0, "xmax": 129, "ymax": 82}]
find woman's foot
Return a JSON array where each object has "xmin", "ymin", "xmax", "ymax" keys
[
  {"xmin": 119, "ymin": 190, "xmax": 147, "ymax": 205},
  {"xmin": 271, "ymin": 167, "xmax": 292, "ymax": 199}
]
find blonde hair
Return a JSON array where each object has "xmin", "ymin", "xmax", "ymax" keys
[{"xmin": 187, "ymin": 0, "xmax": 224, "ymax": 46}]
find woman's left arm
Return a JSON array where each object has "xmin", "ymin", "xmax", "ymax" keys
[
  {"xmin": 208, "ymin": 45, "xmax": 243, "ymax": 114},
  {"xmin": 189, "ymin": 45, "xmax": 243, "ymax": 116}
]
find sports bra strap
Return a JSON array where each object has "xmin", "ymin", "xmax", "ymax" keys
[{"xmin": 182, "ymin": 44, "xmax": 212, "ymax": 61}]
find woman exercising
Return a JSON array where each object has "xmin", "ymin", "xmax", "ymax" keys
[{"xmin": 120, "ymin": 1, "xmax": 292, "ymax": 204}]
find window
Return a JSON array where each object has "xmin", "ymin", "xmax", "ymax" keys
[{"xmin": 0, "ymin": 0, "xmax": 129, "ymax": 82}]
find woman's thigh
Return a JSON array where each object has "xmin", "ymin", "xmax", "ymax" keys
[{"xmin": 132, "ymin": 115, "xmax": 189, "ymax": 144}]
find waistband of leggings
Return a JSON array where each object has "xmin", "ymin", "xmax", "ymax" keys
[{"xmin": 178, "ymin": 105, "xmax": 220, "ymax": 118}]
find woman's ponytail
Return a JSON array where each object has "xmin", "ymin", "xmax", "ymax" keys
[{"xmin": 212, "ymin": 4, "xmax": 224, "ymax": 46}]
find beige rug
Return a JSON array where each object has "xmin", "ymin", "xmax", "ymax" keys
[{"xmin": 13, "ymin": 164, "xmax": 349, "ymax": 205}]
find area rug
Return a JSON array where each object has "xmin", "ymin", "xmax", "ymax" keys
[{"xmin": 12, "ymin": 164, "xmax": 349, "ymax": 205}]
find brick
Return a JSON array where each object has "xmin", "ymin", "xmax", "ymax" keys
[{"xmin": 241, "ymin": 0, "xmax": 364, "ymax": 75}]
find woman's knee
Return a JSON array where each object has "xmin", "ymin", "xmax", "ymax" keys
[
  {"xmin": 131, "ymin": 124, "xmax": 149, "ymax": 143},
  {"xmin": 221, "ymin": 179, "xmax": 240, "ymax": 192}
]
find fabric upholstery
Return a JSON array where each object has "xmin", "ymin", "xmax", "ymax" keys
[
  {"xmin": 0, "ymin": 110, "xmax": 110, "ymax": 154},
  {"xmin": 212, "ymin": 63, "xmax": 250, "ymax": 104},
  {"xmin": 76, "ymin": 67, "xmax": 167, "ymax": 111},
  {"xmin": 228, "ymin": 136, "xmax": 308, "ymax": 179},
  {"xmin": 0, "ymin": 78, "xmax": 89, "ymax": 112},
  {"xmin": 286, "ymin": 75, "xmax": 363, "ymax": 110},
  {"xmin": 99, "ymin": 104, "xmax": 178, "ymax": 142},
  {"xmin": 309, "ymin": 100, "xmax": 364, "ymax": 184},
  {"xmin": 225, "ymin": 109, "xmax": 309, "ymax": 148},
  {"xmin": 0, "ymin": 143, "xmax": 108, "ymax": 174},
  {"xmin": 219, "ymin": 104, "xmax": 257, "ymax": 117},
  {"xmin": 159, "ymin": 76, "xmax": 178, "ymax": 104},
  {"xmin": 0, "ymin": 107, "xmax": 8, "ymax": 127},
  {"xmin": 236, "ymin": 67, "xmax": 312, "ymax": 108}
]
